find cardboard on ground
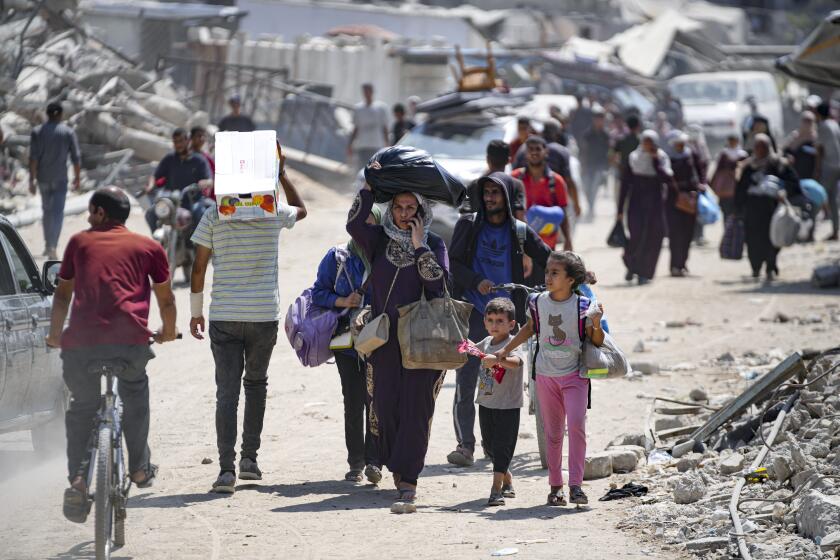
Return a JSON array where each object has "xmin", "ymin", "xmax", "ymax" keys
[{"xmin": 214, "ymin": 130, "xmax": 280, "ymax": 220}]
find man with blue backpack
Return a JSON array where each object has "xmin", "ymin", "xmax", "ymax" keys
[
  {"xmin": 446, "ymin": 172, "xmax": 552, "ymax": 467},
  {"xmin": 188, "ymin": 147, "xmax": 307, "ymax": 494}
]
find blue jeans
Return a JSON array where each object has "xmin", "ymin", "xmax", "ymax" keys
[{"xmin": 39, "ymin": 180, "xmax": 68, "ymax": 251}]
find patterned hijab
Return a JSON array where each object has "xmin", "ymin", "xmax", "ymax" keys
[{"xmin": 382, "ymin": 192, "xmax": 434, "ymax": 254}]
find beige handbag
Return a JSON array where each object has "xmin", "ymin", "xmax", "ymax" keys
[
  {"xmin": 353, "ymin": 269, "xmax": 399, "ymax": 357},
  {"xmin": 397, "ymin": 288, "xmax": 473, "ymax": 370}
]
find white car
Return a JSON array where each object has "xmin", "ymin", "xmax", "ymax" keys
[{"xmin": 669, "ymin": 71, "xmax": 783, "ymax": 147}]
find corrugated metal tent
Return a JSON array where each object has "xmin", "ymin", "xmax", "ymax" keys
[{"xmin": 776, "ymin": 11, "xmax": 840, "ymax": 87}]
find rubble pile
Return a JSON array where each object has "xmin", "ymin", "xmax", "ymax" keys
[
  {"xmin": 614, "ymin": 352, "xmax": 840, "ymax": 559},
  {"xmin": 0, "ymin": 2, "xmax": 203, "ymax": 198}
]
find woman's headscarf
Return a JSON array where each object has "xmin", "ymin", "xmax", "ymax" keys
[
  {"xmin": 783, "ymin": 110, "xmax": 817, "ymax": 151},
  {"xmin": 668, "ymin": 131, "xmax": 692, "ymax": 160},
  {"xmin": 629, "ymin": 129, "xmax": 673, "ymax": 177},
  {"xmin": 746, "ymin": 133, "xmax": 777, "ymax": 171},
  {"xmin": 687, "ymin": 124, "xmax": 710, "ymax": 163},
  {"xmin": 382, "ymin": 192, "xmax": 434, "ymax": 254}
]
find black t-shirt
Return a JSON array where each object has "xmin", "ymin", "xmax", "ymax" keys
[
  {"xmin": 218, "ymin": 114, "xmax": 256, "ymax": 132},
  {"xmin": 785, "ymin": 141, "xmax": 817, "ymax": 180},
  {"xmin": 392, "ymin": 119, "xmax": 415, "ymax": 145},
  {"xmin": 153, "ymin": 152, "xmax": 211, "ymax": 190}
]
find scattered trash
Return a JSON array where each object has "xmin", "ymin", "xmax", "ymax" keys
[
  {"xmin": 303, "ymin": 402, "xmax": 328, "ymax": 408},
  {"xmin": 491, "ymin": 548, "xmax": 519, "ymax": 557},
  {"xmin": 514, "ymin": 539, "xmax": 548, "ymax": 545},
  {"xmin": 600, "ymin": 482, "xmax": 649, "ymax": 501},
  {"xmin": 647, "ymin": 449, "xmax": 672, "ymax": 465}
]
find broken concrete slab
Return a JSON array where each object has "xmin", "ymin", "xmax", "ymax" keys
[
  {"xmin": 684, "ymin": 536, "xmax": 728, "ymax": 552},
  {"xmin": 606, "ymin": 449, "xmax": 640, "ymax": 473},
  {"xmin": 673, "ymin": 473, "xmax": 706, "ymax": 504},
  {"xmin": 719, "ymin": 453, "xmax": 744, "ymax": 475},
  {"xmin": 583, "ymin": 452, "xmax": 613, "ymax": 480},
  {"xmin": 771, "ymin": 455, "xmax": 793, "ymax": 483},
  {"xmin": 819, "ymin": 531, "xmax": 840, "ymax": 553},
  {"xmin": 609, "ymin": 433, "xmax": 646, "ymax": 448},
  {"xmin": 676, "ymin": 452, "xmax": 704, "ymax": 473},
  {"xmin": 796, "ymin": 491, "xmax": 840, "ymax": 539}
]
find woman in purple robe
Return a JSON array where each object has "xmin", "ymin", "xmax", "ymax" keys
[
  {"xmin": 666, "ymin": 132, "xmax": 702, "ymax": 277},
  {"xmin": 346, "ymin": 182, "xmax": 449, "ymax": 514},
  {"xmin": 617, "ymin": 130, "xmax": 673, "ymax": 285}
]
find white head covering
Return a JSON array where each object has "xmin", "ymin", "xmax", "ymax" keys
[{"xmin": 630, "ymin": 129, "xmax": 673, "ymax": 177}]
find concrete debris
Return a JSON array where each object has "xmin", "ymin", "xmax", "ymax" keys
[
  {"xmin": 796, "ymin": 491, "xmax": 840, "ymax": 539},
  {"xmin": 673, "ymin": 474, "xmax": 706, "ymax": 504},
  {"xmin": 718, "ymin": 453, "xmax": 744, "ymax": 475},
  {"xmin": 0, "ymin": 4, "xmax": 203, "ymax": 196},
  {"xmin": 606, "ymin": 449, "xmax": 640, "ymax": 474},
  {"xmin": 609, "ymin": 433, "xmax": 647, "ymax": 448},
  {"xmin": 689, "ymin": 388, "xmax": 708, "ymax": 402},
  {"xmin": 583, "ymin": 452, "xmax": 614, "ymax": 480},
  {"xmin": 633, "ymin": 362, "xmax": 660, "ymax": 375},
  {"xmin": 684, "ymin": 536, "xmax": 728, "ymax": 552},
  {"xmin": 620, "ymin": 353, "xmax": 840, "ymax": 557},
  {"xmin": 676, "ymin": 452, "xmax": 704, "ymax": 473},
  {"xmin": 633, "ymin": 340, "xmax": 647, "ymax": 353}
]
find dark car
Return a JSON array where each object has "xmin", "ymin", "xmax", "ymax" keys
[{"xmin": 0, "ymin": 216, "xmax": 63, "ymax": 452}]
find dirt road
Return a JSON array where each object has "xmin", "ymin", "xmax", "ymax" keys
[{"xmin": 1, "ymin": 172, "xmax": 836, "ymax": 560}]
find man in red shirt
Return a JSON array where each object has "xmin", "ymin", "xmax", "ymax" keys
[
  {"xmin": 512, "ymin": 136, "xmax": 574, "ymax": 251},
  {"xmin": 46, "ymin": 186, "xmax": 178, "ymax": 523}
]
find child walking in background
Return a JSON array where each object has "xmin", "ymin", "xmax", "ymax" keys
[
  {"xmin": 474, "ymin": 298, "xmax": 526, "ymax": 507},
  {"xmin": 498, "ymin": 251, "xmax": 605, "ymax": 506}
]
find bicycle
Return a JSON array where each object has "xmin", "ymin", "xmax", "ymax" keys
[
  {"xmin": 81, "ymin": 335, "xmax": 180, "ymax": 560},
  {"xmin": 491, "ymin": 283, "xmax": 549, "ymax": 469}
]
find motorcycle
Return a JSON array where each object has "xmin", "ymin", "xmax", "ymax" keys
[{"xmin": 147, "ymin": 184, "xmax": 204, "ymax": 283}]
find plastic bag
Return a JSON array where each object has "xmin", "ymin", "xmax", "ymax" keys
[
  {"xmin": 606, "ymin": 221, "xmax": 628, "ymax": 248},
  {"xmin": 719, "ymin": 215, "xmax": 744, "ymax": 260},
  {"xmin": 582, "ymin": 331, "xmax": 631, "ymax": 379},
  {"xmin": 770, "ymin": 200, "xmax": 801, "ymax": 249},
  {"xmin": 800, "ymin": 178, "xmax": 827, "ymax": 208},
  {"xmin": 697, "ymin": 190, "xmax": 721, "ymax": 225},
  {"xmin": 364, "ymin": 145, "xmax": 466, "ymax": 207}
]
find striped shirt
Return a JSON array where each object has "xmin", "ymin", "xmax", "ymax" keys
[{"xmin": 191, "ymin": 205, "xmax": 297, "ymax": 322}]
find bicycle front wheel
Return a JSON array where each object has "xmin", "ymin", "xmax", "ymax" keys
[{"xmin": 94, "ymin": 425, "xmax": 114, "ymax": 560}]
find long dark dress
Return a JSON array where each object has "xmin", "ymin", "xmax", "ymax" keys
[
  {"xmin": 618, "ymin": 158, "xmax": 670, "ymax": 280},
  {"xmin": 346, "ymin": 189, "xmax": 448, "ymax": 485},
  {"xmin": 735, "ymin": 159, "xmax": 801, "ymax": 275},
  {"xmin": 666, "ymin": 154, "xmax": 699, "ymax": 271}
]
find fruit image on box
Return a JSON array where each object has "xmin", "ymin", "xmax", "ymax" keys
[{"xmin": 214, "ymin": 130, "xmax": 281, "ymax": 220}]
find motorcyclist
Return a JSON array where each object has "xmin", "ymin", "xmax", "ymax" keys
[{"xmin": 144, "ymin": 128, "xmax": 211, "ymax": 233}]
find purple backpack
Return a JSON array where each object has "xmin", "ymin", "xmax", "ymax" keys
[{"xmin": 285, "ymin": 288, "xmax": 340, "ymax": 367}]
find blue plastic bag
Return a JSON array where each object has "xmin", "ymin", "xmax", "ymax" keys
[
  {"xmin": 697, "ymin": 191, "xmax": 721, "ymax": 225},
  {"xmin": 800, "ymin": 179, "xmax": 827, "ymax": 208},
  {"xmin": 526, "ymin": 205, "xmax": 565, "ymax": 237}
]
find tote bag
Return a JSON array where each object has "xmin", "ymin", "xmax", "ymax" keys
[{"xmin": 397, "ymin": 289, "xmax": 473, "ymax": 370}]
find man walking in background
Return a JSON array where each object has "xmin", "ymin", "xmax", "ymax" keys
[
  {"xmin": 218, "ymin": 94, "xmax": 256, "ymax": 132},
  {"xmin": 29, "ymin": 101, "xmax": 81, "ymax": 259},
  {"xmin": 348, "ymin": 83, "xmax": 389, "ymax": 171},
  {"xmin": 579, "ymin": 107, "xmax": 611, "ymax": 220}
]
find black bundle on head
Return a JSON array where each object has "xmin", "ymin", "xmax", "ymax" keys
[{"xmin": 548, "ymin": 250, "xmax": 597, "ymax": 288}]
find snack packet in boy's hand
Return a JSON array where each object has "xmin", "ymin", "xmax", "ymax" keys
[{"xmin": 457, "ymin": 340, "xmax": 507, "ymax": 383}]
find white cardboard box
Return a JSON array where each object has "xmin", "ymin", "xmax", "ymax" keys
[{"xmin": 214, "ymin": 130, "xmax": 280, "ymax": 220}]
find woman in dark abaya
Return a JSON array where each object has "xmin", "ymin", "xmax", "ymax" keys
[
  {"xmin": 666, "ymin": 132, "xmax": 702, "ymax": 277},
  {"xmin": 735, "ymin": 133, "xmax": 802, "ymax": 281},
  {"xmin": 617, "ymin": 130, "xmax": 672, "ymax": 285},
  {"xmin": 346, "ymin": 182, "xmax": 449, "ymax": 514}
]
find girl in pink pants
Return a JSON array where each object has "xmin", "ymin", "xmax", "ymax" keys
[{"xmin": 499, "ymin": 251, "xmax": 605, "ymax": 506}]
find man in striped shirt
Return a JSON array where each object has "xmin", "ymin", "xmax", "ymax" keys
[{"xmin": 189, "ymin": 149, "xmax": 307, "ymax": 493}]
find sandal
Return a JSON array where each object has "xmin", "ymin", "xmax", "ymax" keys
[
  {"xmin": 547, "ymin": 489, "xmax": 567, "ymax": 507},
  {"xmin": 501, "ymin": 484, "xmax": 516, "ymax": 499},
  {"xmin": 390, "ymin": 487, "xmax": 417, "ymax": 514},
  {"xmin": 133, "ymin": 463, "xmax": 158, "ymax": 489},
  {"xmin": 63, "ymin": 486, "xmax": 91, "ymax": 523},
  {"xmin": 487, "ymin": 491, "xmax": 505, "ymax": 507},
  {"xmin": 344, "ymin": 469, "xmax": 363, "ymax": 482}
]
